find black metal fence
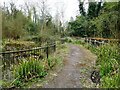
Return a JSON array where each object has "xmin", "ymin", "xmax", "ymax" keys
[{"xmin": 0, "ymin": 42, "xmax": 56, "ymax": 82}]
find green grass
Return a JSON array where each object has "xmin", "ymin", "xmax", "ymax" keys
[
  {"xmin": 68, "ymin": 38, "xmax": 119, "ymax": 88},
  {"xmin": 0, "ymin": 80, "xmax": 2, "ymax": 86},
  {"xmin": 23, "ymin": 44, "xmax": 67, "ymax": 88},
  {"xmin": 9, "ymin": 57, "xmax": 47, "ymax": 87},
  {"xmin": 2, "ymin": 44, "xmax": 68, "ymax": 88},
  {"xmin": 84, "ymin": 43, "xmax": 119, "ymax": 88}
]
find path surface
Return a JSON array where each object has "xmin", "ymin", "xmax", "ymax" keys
[{"xmin": 43, "ymin": 44, "xmax": 97, "ymax": 88}]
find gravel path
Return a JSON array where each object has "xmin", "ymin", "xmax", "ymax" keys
[{"xmin": 43, "ymin": 44, "xmax": 97, "ymax": 88}]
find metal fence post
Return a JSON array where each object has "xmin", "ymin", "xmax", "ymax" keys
[
  {"xmin": 46, "ymin": 46, "xmax": 49, "ymax": 59},
  {"xmin": 54, "ymin": 42, "xmax": 56, "ymax": 52},
  {"xmin": 0, "ymin": 42, "xmax": 58, "ymax": 83}
]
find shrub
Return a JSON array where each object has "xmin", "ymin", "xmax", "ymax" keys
[
  {"xmin": 3, "ymin": 39, "xmax": 36, "ymax": 51},
  {"xmin": 82, "ymin": 42, "xmax": 119, "ymax": 88},
  {"xmin": 13, "ymin": 58, "xmax": 47, "ymax": 87},
  {"xmin": 64, "ymin": 37, "xmax": 73, "ymax": 43},
  {"xmin": 47, "ymin": 56, "xmax": 61, "ymax": 68},
  {"xmin": 101, "ymin": 73, "xmax": 119, "ymax": 88}
]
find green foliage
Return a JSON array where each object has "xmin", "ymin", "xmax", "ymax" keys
[
  {"xmin": 101, "ymin": 72, "xmax": 119, "ymax": 88},
  {"xmin": 87, "ymin": 2, "xmax": 97, "ymax": 18},
  {"xmin": 63, "ymin": 37, "xmax": 74, "ymax": 43},
  {"xmin": 68, "ymin": 16, "xmax": 88, "ymax": 37},
  {"xmin": 47, "ymin": 56, "xmax": 61, "ymax": 68},
  {"xmin": 13, "ymin": 58, "xmax": 47, "ymax": 87},
  {"xmin": 2, "ymin": 8, "xmax": 28, "ymax": 39},
  {"xmin": 78, "ymin": 0, "xmax": 86, "ymax": 16},
  {"xmin": 78, "ymin": 0, "xmax": 102, "ymax": 18},
  {"xmin": 1, "ymin": 2, "xmax": 63, "ymax": 45},
  {"xmin": 67, "ymin": 2, "xmax": 119, "ymax": 38},
  {"xmin": 2, "ymin": 39, "xmax": 36, "ymax": 51},
  {"xmin": 84, "ymin": 43, "xmax": 119, "ymax": 88},
  {"xmin": 26, "ymin": 22, "xmax": 38, "ymax": 35}
]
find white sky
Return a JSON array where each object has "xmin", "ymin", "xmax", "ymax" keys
[
  {"xmin": 0, "ymin": 0, "xmax": 80, "ymax": 22},
  {"xmin": 0, "ymin": 0, "xmax": 119, "ymax": 22}
]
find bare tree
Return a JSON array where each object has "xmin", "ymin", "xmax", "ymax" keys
[{"xmin": 40, "ymin": 0, "xmax": 48, "ymax": 35}]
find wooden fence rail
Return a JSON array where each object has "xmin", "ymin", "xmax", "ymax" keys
[{"xmin": 0, "ymin": 42, "xmax": 56, "ymax": 83}]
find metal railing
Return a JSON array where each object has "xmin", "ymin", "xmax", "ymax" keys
[
  {"xmin": 0, "ymin": 42, "xmax": 56, "ymax": 82},
  {"xmin": 85, "ymin": 38, "xmax": 119, "ymax": 46}
]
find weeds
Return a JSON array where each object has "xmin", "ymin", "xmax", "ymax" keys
[
  {"xmin": 12, "ymin": 58, "xmax": 47, "ymax": 87},
  {"xmin": 1, "ymin": 43, "xmax": 66, "ymax": 88},
  {"xmin": 71, "ymin": 38, "xmax": 119, "ymax": 88},
  {"xmin": 84, "ymin": 43, "xmax": 119, "ymax": 88}
]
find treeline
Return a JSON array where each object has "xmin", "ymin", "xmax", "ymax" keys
[
  {"xmin": 68, "ymin": 1, "xmax": 120, "ymax": 39},
  {"xmin": 1, "ymin": 1, "xmax": 64, "ymax": 44}
]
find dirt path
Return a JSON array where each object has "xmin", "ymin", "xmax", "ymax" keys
[{"xmin": 43, "ymin": 44, "xmax": 97, "ymax": 88}]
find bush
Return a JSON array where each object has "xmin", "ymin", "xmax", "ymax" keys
[
  {"xmin": 3, "ymin": 39, "xmax": 36, "ymax": 51},
  {"xmin": 64, "ymin": 37, "xmax": 73, "ymax": 43},
  {"xmin": 13, "ymin": 58, "xmax": 47, "ymax": 87},
  {"xmin": 47, "ymin": 56, "xmax": 61, "ymax": 68},
  {"xmin": 97, "ymin": 45, "xmax": 119, "ymax": 88},
  {"xmin": 101, "ymin": 73, "xmax": 119, "ymax": 88},
  {"xmin": 83, "ymin": 43, "xmax": 119, "ymax": 88}
]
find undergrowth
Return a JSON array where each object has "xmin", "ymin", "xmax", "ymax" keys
[
  {"xmin": 2, "ymin": 44, "xmax": 66, "ymax": 88},
  {"xmin": 83, "ymin": 43, "xmax": 119, "ymax": 88},
  {"xmin": 68, "ymin": 38, "xmax": 119, "ymax": 88},
  {"xmin": 12, "ymin": 58, "xmax": 47, "ymax": 87}
]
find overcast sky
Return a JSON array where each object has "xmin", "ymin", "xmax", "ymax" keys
[
  {"xmin": 0, "ymin": 0, "xmax": 81, "ymax": 22},
  {"xmin": 0, "ymin": 0, "xmax": 119, "ymax": 22}
]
